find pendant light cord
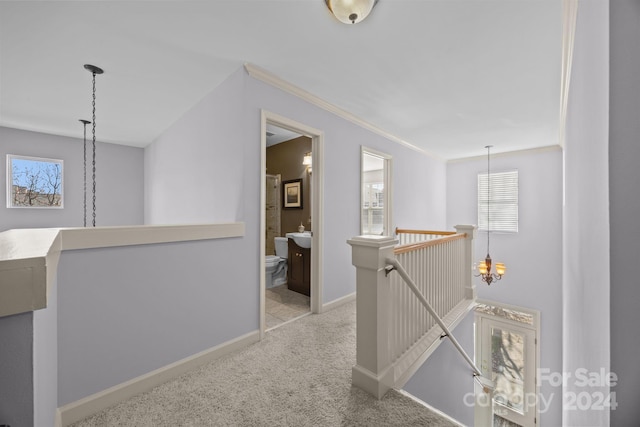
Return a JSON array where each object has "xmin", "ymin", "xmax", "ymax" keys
[{"xmin": 486, "ymin": 145, "xmax": 491, "ymax": 255}]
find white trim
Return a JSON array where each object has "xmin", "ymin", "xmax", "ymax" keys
[
  {"xmin": 447, "ymin": 144, "xmax": 562, "ymax": 164},
  {"xmin": 6, "ymin": 154, "xmax": 65, "ymax": 209},
  {"xmin": 559, "ymin": 0, "xmax": 579, "ymax": 148},
  {"xmin": 58, "ymin": 331, "xmax": 260, "ymax": 427},
  {"xmin": 245, "ymin": 63, "xmax": 439, "ymax": 161},
  {"xmin": 260, "ymin": 111, "xmax": 267, "ymax": 339},
  {"xmin": 475, "ymin": 298, "xmax": 541, "ymax": 331},
  {"xmin": 0, "ymin": 223, "xmax": 245, "ymax": 318},
  {"xmin": 474, "ymin": 300, "xmax": 540, "ymax": 427},
  {"xmin": 59, "ymin": 222, "xmax": 245, "ymax": 250},
  {"xmin": 360, "ymin": 146, "xmax": 393, "ymax": 237},
  {"xmin": 322, "ymin": 292, "xmax": 356, "ymax": 312},
  {"xmin": 265, "ymin": 311, "xmax": 312, "ymax": 332},
  {"xmin": 396, "ymin": 389, "xmax": 466, "ymax": 427}
]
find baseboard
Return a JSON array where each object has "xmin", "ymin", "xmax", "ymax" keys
[
  {"xmin": 396, "ymin": 389, "xmax": 466, "ymax": 427},
  {"xmin": 58, "ymin": 330, "xmax": 260, "ymax": 426},
  {"xmin": 322, "ymin": 292, "xmax": 355, "ymax": 312}
]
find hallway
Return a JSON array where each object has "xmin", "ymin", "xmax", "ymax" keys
[{"xmin": 70, "ymin": 301, "xmax": 458, "ymax": 426}]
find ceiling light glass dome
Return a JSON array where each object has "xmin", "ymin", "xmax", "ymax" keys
[{"xmin": 325, "ymin": 0, "xmax": 378, "ymax": 24}]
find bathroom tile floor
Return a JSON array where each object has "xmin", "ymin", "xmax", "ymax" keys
[{"xmin": 265, "ymin": 284, "xmax": 310, "ymax": 330}]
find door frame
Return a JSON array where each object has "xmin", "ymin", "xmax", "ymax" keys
[
  {"xmin": 475, "ymin": 301, "xmax": 540, "ymax": 427},
  {"xmin": 360, "ymin": 146, "xmax": 393, "ymax": 236},
  {"xmin": 260, "ymin": 110, "xmax": 324, "ymax": 338}
]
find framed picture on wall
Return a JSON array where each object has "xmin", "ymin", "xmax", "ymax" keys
[{"xmin": 283, "ymin": 178, "xmax": 303, "ymax": 209}]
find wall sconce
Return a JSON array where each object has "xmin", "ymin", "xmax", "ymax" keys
[
  {"xmin": 325, "ymin": 0, "xmax": 378, "ymax": 24},
  {"xmin": 303, "ymin": 152, "xmax": 312, "ymax": 173}
]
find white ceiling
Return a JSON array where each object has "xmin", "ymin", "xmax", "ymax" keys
[{"xmin": 0, "ymin": 1, "xmax": 562, "ymax": 160}]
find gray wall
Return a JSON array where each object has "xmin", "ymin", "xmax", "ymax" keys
[
  {"xmin": 610, "ymin": 0, "xmax": 640, "ymax": 423},
  {"xmin": 0, "ymin": 126, "xmax": 145, "ymax": 231},
  {"xmin": 563, "ymin": 1, "xmax": 610, "ymax": 425},
  {"xmin": 403, "ymin": 311, "xmax": 476, "ymax": 426},
  {"xmin": 145, "ymin": 66, "xmax": 447, "ymax": 306},
  {"xmin": 0, "ymin": 312, "xmax": 33, "ymax": 427},
  {"xmin": 418, "ymin": 147, "xmax": 563, "ymax": 425},
  {"xmin": 57, "ymin": 237, "xmax": 253, "ymax": 406}
]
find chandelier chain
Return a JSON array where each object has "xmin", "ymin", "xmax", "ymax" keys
[
  {"xmin": 486, "ymin": 145, "xmax": 490, "ymax": 254},
  {"xmin": 83, "ymin": 122, "xmax": 87, "ymax": 227},
  {"xmin": 91, "ymin": 72, "xmax": 97, "ymax": 227}
]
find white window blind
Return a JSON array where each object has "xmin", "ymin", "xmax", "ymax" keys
[{"xmin": 478, "ymin": 170, "xmax": 518, "ymax": 232}]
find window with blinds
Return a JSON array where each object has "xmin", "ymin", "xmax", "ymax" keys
[{"xmin": 477, "ymin": 170, "xmax": 518, "ymax": 232}]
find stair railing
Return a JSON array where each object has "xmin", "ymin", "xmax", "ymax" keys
[
  {"xmin": 348, "ymin": 225, "xmax": 493, "ymax": 425},
  {"xmin": 384, "ymin": 257, "xmax": 482, "ymax": 378},
  {"xmin": 395, "ymin": 227, "xmax": 457, "ymax": 245},
  {"xmin": 348, "ymin": 225, "xmax": 474, "ymax": 396}
]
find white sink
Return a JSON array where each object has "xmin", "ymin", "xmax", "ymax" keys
[{"xmin": 285, "ymin": 232, "xmax": 312, "ymax": 249}]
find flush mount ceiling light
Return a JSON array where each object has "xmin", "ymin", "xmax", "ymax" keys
[{"xmin": 325, "ymin": 0, "xmax": 379, "ymax": 24}]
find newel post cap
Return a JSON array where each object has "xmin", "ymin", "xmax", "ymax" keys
[
  {"xmin": 454, "ymin": 224, "xmax": 477, "ymax": 240},
  {"xmin": 347, "ymin": 235, "xmax": 398, "ymax": 271}
]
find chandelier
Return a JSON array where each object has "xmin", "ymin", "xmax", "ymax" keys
[{"xmin": 476, "ymin": 145, "xmax": 506, "ymax": 285}]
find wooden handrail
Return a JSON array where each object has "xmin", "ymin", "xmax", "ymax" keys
[
  {"xmin": 395, "ymin": 227, "xmax": 457, "ymax": 236},
  {"xmin": 394, "ymin": 233, "xmax": 466, "ymax": 255}
]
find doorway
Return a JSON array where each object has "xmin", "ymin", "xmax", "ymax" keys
[{"xmin": 260, "ymin": 111, "xmax": 324, "ymax": 337}]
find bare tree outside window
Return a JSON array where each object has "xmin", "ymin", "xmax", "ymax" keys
[{"xmin": 7, "ymin": 155, "xmax": 64, "ymax": 208}]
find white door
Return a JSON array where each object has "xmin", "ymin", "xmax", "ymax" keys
[{"xmin": 478, "ymin": 316, "xmax": 537, "ymax": 426}]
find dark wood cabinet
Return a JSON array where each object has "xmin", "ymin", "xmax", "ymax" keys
[{"xmin": 287, "ymin": 239, "xmax": 310, "ymax": 297}]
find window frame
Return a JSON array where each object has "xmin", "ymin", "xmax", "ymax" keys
[
  {"xmin": 360, "ymin": 147, "xmax": 392, "ymax": 236},
  {"xmin": 475, "ymin": 300, "xmax": 540, "ymax": 427},
  {"xmin": 6, "ymin": 154, "xmax": 64, "ymax": 209},
  {"xmin": 477, "ymin": 169, "xmax": 518, "ymax": 233}
]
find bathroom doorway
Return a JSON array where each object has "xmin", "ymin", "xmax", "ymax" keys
[{"xmin": 260, "ymin": 111, "xmax": 324, "ymax": 337}]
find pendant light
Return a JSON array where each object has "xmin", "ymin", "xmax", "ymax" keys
[
  {"xmin": 79, "ymin": 119, "xmax": 91, "ymax": 227},
  {"xmin": 476, "ymin": 145, "xmax": 506, "ymax": 285},
  {"xmin": 325, "ymin": 0, "xmax": 378, "ymax": 24},
  {"xmin": 84, "ymin": 64, "xmax": 103, "ymax": 227}
]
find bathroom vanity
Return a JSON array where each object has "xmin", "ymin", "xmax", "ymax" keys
[{"xmin": 287, "ymin": 237, "xmax": 310, "ymax": 297}]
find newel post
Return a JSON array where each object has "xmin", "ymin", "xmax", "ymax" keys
[
  {"xmin": 347, "ymin": 235, "xmax": 399, "ymax": 399},
  {"xmin": 455, "ymin": 224, "xmax": 477, "ymax": 300}
]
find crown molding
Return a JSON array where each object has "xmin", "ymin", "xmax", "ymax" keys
[
  {"xmin": 447, "ymin": 144, "xmax": 562, "ymax": 164},
  {"xmin": 244, "ymin": 63, "xmax": 439, "ymax": 160}
]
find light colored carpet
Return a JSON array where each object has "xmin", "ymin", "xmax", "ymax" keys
[{"xmin": 71, "ymin": 300, "xmax": 459, "ymax": 427}]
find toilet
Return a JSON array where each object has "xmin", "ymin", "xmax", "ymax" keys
[{"xmin": 265, "ymin": 237, "xmax": 288, "ymax": 288}]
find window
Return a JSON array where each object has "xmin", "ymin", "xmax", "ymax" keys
[
  {"xmin": 7, "ymin": 155, "xmax": 64, "ymax": 208},
  {"xmin": 361, "ymin": 148, "xmax": 392, "ymax": 236},
  {"xmin": 478, "ymin": 170, "xmax": 518, "ymax": 232}
]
